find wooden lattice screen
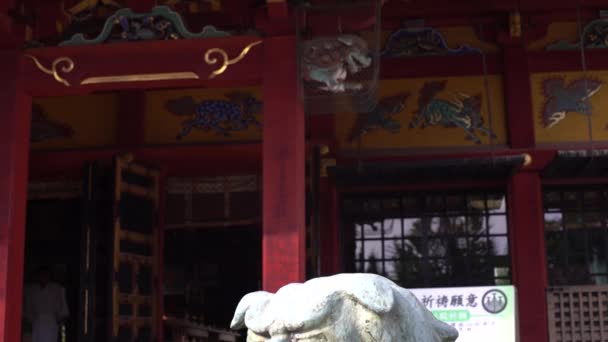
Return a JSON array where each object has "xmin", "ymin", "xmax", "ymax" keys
[
  {"xmin": 165, "ymin": 175, "xmax": 260, "ymax": 229},
  {"xmin": 547, "ymin": 285, "xmax": 608, "ymax": 342},
  {"xmin": 111, "ymin": 156, "xmax": 160, "ymax": 342}
]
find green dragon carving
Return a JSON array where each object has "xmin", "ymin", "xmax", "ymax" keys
[{"xmin": 410, "ymin": 81, "xmax": 497, "ymax": 144}]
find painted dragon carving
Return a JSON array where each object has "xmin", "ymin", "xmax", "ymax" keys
[
  {"xmin": 301, "ymin": 34, "xmax": 372, "ymax": 93},
  {"xmin": 541, "ymin": 77, "xmax": 603, "ymax": 128},
  {"xmin": 348, "ymin": 93, "xmax": 409, "ymax": 142},
  {"xmin": 547, "ymin": 18, "xmax": 608, "ymax": 50},
  {"xmin": 382, "ymin": 27, "xmax": 481, "ymax": 57},
  {"xmin": 410, "ymin": 81, "xmax": 496, "ymax": 144},
  {"xmin": 165, "ymin": 92, "xmax": 262, "ymax": 140}
]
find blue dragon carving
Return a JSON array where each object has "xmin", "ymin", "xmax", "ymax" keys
[
  {"xmin": 541, "ymin": 77, "xmax": 603, "ymax": 128},
  {"xmin": 348, "ymin": 93, "xmax": 410, "ymax": 142},
  {"xmin": 165, "ymin": 92, "xmax": 262, "ymax": 140},
  {"xmin": 410, "ymin": 81, "xmax": 496, "ymax": 144},
  {"xmin": 382, "ymin": 27, "xmax": 481, "ymax": 58}
]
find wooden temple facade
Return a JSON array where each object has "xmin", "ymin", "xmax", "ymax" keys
[{"xmin": 2, "ymin": 0, "xmax": 608, "ymax": 341}]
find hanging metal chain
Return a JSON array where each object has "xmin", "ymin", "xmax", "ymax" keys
[
  {"xmin": 479, "ymin": 23, "xmax": 496, "ymax": 164},
  {"xmin": 576, "ymin": 0, "xmax": 595, "ymax": 158}
]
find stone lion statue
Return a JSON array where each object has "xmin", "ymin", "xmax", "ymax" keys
[{"xmin": 231, "ymin": 273, "xmax": 459, "ymax": 342}]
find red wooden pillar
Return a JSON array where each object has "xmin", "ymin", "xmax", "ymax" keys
[
  {"xmin": 503, "ymin": 44, "xmax": 535, "ymax": 149},
  {"xmin": 0, "ymin": 50, "xmax": 32, "ymax": 342},
  {"xmin": 508, "ymin": 172, "xmax": 548, "ymax": 342},
  {"xmin": 262, "ymin": 36, "xmax": 306, "ymax": 292}
]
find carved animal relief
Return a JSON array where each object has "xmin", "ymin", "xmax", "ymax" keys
[
  {"xmin": 231, "ymin": 273, "xmax": 458, "ymax": 342},
  {"xmin": 348, "ymin": 93, "xmax": 410, "ymax": 142},
  {"xmin": 165, "ymin": 92, "xmax": 262, "ymax": 140},
  {"xmin": 541, "ymin": 77, "xmax": 603, "ymax": 128},
  {"xmin": 410, "ymin": 81, "xmax": 496, "ymax": 144}
]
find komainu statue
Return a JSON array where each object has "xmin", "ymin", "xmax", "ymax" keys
[{"xmin": 231, "ymin": 273, "xmax": 459, "ymax": 342}]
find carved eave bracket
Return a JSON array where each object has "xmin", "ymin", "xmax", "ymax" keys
[{"xmin": 59, "ymin": 5, "xmax": 230, "ymax": 46}]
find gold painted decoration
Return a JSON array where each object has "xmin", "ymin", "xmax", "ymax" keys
[
  {"xmin": 25, "ymin": 54, "xmax": 75, "ymax": 87},
  {"xmin": 80, "ymin": 71, "xmax": 199, "ymax": 85},
  {"xmin": 204, "ymin": 40, "xmax": 262, "ymax": 79}
]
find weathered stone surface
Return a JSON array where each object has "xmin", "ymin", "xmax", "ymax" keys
[{"xmin": 231, "ymin": 273, "xmax": 459, "ymax": 342}]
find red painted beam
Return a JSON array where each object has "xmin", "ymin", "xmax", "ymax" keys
[
  {"xmin": 336, "ymin": 149, "xmax": 556, "ymax": 171},
  {"xmin": 381, "ymin": 54, "xmax": 503, "ymax": 79},
  {"xmin": 379, "ymin": 0, "xmax": 517, "ymax": 19},
  {"xmin": 267, "ymin": 1, "xmax": 288, "ymax": 20},
  {"xmin": 262, "ymin": 36, "xmax": 306, "ymax": 292},
  {"xmin": 519, "ymin": 0, "xmax": 607, "ymax": 11},
  {"xmin": 126, "ymin": 0, "xmax": 155, "ymax": 12},
  {"xmin": 0, "ymin": 50, "xmax": 31, "ymax": 342},
  {"xmin": 28, "ymin": 144, "xmax": 263, "ymax": 180},
  {"xmin": 529, "ymin": 50, "xmax": 608, "ymax": 72},
  {"xmin": 21, "ymin": 36, "xmax": 264, "ymax": 96},
  {"xmin": 508, "ymin": 172, "xmax": 548, "ymax": 342}
]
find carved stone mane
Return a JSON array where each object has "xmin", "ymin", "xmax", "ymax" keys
[{"xmin": 231, "ymin": 273, "xmax": 459, "ymax": 342}]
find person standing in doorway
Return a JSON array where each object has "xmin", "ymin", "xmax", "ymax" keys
[{"xmin": 23, "ymin": 266, "xmax": 69, "ymax": 342}]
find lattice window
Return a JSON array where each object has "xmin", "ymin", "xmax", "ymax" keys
[
  {"xmin": 547, "ymin": 285, "xmax": 608, "ymax": 342},
  {"xmin": 544, "ymin": 186, "xmax": 608, "ymax": 286},
  {"xmin": 166, "ymin": 175, "xmax": 260, "ymax": 229},
  {"xmin": 341, "ymin": 189, "xmax": 510, "ymax": 288}
]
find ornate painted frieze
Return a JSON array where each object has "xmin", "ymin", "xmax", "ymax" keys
[
  {"xmin": 541, "ymin": 77, "xmax": 603, "ymax": 128},
  {"xmin": 348, "ymin": 93, "xmax": 410, "ymax": 142},
  {"xmin": 60, "ymin": 5, "xmax": 229, "ymax": 46},
  {"xmin": 382, "ymin": 27, "xmax": 481, "ymax": 58},
  {"xmin": 410, "ymin": 81, "xmax": 496, "ymax": 144},
  {"xmin": 546, "ymin": 18, "xmax": 608, "ymax": 50},
  {"xmin": 164, "ymin": 92, "xmax": 262, "ymax": 140},
  {"xmin": 30, "ymin": 103, "xmax": 75, "ymax": 142}
]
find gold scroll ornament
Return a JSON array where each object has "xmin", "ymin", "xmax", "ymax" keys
[
  {"xmin": 204, "ymin": 40, "xmax": 262, "ymax": 79},
  {"xmin": 25, "ymin": 54, "xmax": 75, "ymax": 87}
]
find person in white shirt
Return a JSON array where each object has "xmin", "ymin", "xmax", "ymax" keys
[{"xmin": 23, "ymin": 266, "xmax": 69, "ymax": 342}]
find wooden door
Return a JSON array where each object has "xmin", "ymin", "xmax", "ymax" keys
[
  {"xmin": 78, "ymin": 161, "xmax": 108, "ymax": 342},
  {"xmin": 110, "ymin": 155, "xmax": 160, "ymax": 342}
]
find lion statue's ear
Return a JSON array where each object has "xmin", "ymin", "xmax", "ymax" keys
[
  {"xmin": 230, "ymin": 291, "xmax": 274, "ymax": 330},
  {"xmin": 318, "ymin": 274, "xmax": 396, "ymax": 314}
]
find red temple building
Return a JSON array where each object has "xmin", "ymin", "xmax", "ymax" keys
[{"xmin": 1, "ymin": 0, "xmax": 608, "ymax": 341}]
